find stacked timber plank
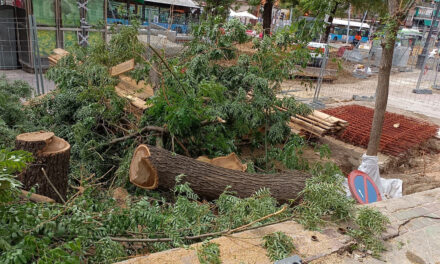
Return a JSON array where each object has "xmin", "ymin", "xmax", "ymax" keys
[
  {"xmin": 110, "ymin": 60, "xmax": 154, "ymax": 118},
  {"xmin": 288, "ymin": 110, "xmax": 348, "ymax": 137},
  {"xmin": 48, "ymin": 49, "xmax": 69, "ymax": 66}
]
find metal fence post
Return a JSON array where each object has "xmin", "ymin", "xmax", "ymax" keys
[
  {"xmin": 28, "ymin": 14, "xmax": 40, "ymax": 96},
  {"xmin": 32, "ymin": 15, "xmax": 45, "ymax": 94}
]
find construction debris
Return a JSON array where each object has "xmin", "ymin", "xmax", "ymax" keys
[
  {"xmin": 48, "ymin": 48, "xmax": 69, "ymax": 66},
  {"xmin": 323, "ymin": 105, "xmax": 439, "ymax": 156},
  {"xmin": 115, "ymin": 75, "xmax": 154, "ymax": 118},
  {"xmin": 291, "ymin": 67, "xmax": 338, "ymax": 82},
  {"xmin": 110, "ymin": 59, "xmax": 135, "ymax": 77},
  {"xmin": 276, "ymin": 106, "xmax": 348, "ymax": 137}
]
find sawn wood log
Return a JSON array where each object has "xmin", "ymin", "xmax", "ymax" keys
[{"xmin": 130, "ymin": 145, "xmax": 310, "ymax": 202}]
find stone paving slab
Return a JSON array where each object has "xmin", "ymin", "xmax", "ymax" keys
[
  {"xmin": 117, "ymin": 221, "xmax": 352, "ymax": 264},
  {"xmin": 337, "ymin": 188, "xmax": 440, "ymax": 264}
]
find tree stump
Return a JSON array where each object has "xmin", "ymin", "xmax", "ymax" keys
[
  {"xmin": 15, "ymin": 132, "xmax": 70, "ymax": 203},
  {"xmin": 130, "ymin": 145, "xmax": 310, "ymax": 202}
]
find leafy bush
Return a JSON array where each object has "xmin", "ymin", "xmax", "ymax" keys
[
  {"xmin": 349, "ymin": 207, "xmax": 390, "ymax": 256},
  {"xmin": 0, "ymin": 149, "xmax": 33, "ymax": 203},
  {"xmin": 197, "ymin": 241, "xmax": 221, "ymax": 264},
  {"xmin": 0, "ymin": 75, "xmax": 35, "ymax": 148},
  {"xmin": 262, "ymin": 231, "xmax": 295, "ymax": 261},
  {"xmin": 0, "ymin": 179, "xmax": 286, "ymax": 263},
  {"xmin": 295, "ymin": 163, "xmax": 355, "ymax": 230}
]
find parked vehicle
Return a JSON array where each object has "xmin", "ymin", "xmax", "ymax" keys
[{"xmin": 307, "ymin": 42, "xmax": 327, "ymax": 67}]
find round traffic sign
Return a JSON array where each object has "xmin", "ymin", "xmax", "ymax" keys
[{"xmin": 348, "ymin": 170, "xmax": 382, "ymax": 204}]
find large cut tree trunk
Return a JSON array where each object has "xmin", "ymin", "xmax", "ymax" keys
[
  {"xmin": 130, "ymin": 145, "xmax": 310, "ymax": 202},
  {"xmin": 263, "ymin": 0, "xmax": 274, "ymax": 36},
  {"xmin": 15, "ymin": 132, "xmax": 70, "ymax": 203},
  {"xmin": 366, "ymin": 0, "xmax": 407, "ymax": 156}
]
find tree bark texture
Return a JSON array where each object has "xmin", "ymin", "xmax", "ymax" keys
[
  {"xmin": 132, "ymin": 145, "xmax": 310, "ymax": 202},
  {"xmin": 15, "ymin": 132, "xmax": 70, "ymax": 203},
  {"xmin": 263, "ymin": 0, "xmax": 274, "ymax": 36},
  {"xmin": 366, "ymin": 0, "xmax": 401, "ymax": 156},
  {"xmin": 322, "ymin": 2, "xmax": 339, "ymax": 43}
]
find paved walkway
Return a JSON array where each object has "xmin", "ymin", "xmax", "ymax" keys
[
  {"xmin": 117, "ymin": 188, "xmax": 440, "ymax": 264},
  {"xmin": 346, "ymin": 188, "xmax": 440, "ymax": 264},
  {"xmin": 0, "ymin": 69, "xmax": 56, "ymax": 95}
]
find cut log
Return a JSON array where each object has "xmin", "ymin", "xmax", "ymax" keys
[
  {"xmin": 15, "ymin": 132, "xmax": 71, "ymax": 203},
  {"xmin": 130, "ymin": 145, "xmax": 310, "ymax": 202},
  {"xmin": 20, "ymin": 190, "xmax": 55, "ymax": 203},
  {"xmin": 110, "ymin": 59, "xmax": 135, "ymax": 77}
]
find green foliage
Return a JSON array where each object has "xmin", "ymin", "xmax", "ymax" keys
[
  {"xmin": 29, "ymin": 21, "xmax": 147, "ymax": 180},
  {"xmin": 0, "ymin": 11, "xmax": 393, "ymax": 264},
  {"xmin": 0, "ymin": 179, "xmax": 287, "ymax": 263},
  {"xmin": 0, "ymin": 75, "xmax": 35, "ymax": 148},
  {"xmin": 143, "ymin": 18, "xmax": 312, "ymax": 157},
  {"xmin": 349, "ymin": 207, "xmax": 390, "ymax": 256},
  {"xmin": 202, "ymin": 0, "xmax": 235, "ymax": 22},
  {"xmin": 197, "ymin": 242, "xmax": 221, "ymax": 264},
  {"xmin": 295, "ymin": 163, "xmax": 355, "ymax": 230},
  {"xmin": 277, "ymin": 135, "xmax": 309, "ymax": 170},
  {"xmin": 262, "ymin": 231, "xmax": 295, "ymax": 261},
  {"xmin": 0, "ymin": 149, "xmax": 33, "ymax": 203}
]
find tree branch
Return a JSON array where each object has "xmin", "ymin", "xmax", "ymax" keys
[
  {"xmin": 110, "ymin": 208, "xmax": 289, "ymax": 243},
  {"xmin": 147, "ymin": 44, "xmax": 188, "ymax": 95},
  {"xmin": 109, "ymin": 126, "xmax": 168, "ymax": 145}
]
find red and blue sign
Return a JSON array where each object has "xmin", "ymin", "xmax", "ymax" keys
[{"xmin": 348, "ymin": 170, "xmax": 382, "ymax": 204}]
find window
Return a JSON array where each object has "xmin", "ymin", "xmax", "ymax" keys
[{"xmin": 159, "ymin": 8, "xmax": 170, "ymax": 24}]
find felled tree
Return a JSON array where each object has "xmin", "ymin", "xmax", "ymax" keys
[
  {"xmin": 142, "ymin": 18, "xmax": 313, "ymax": 158},
  {"xmin": 130, "ymin": 145, "xmax": 310, "ymax": 202}
]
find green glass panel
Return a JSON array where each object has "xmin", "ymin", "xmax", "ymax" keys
[
  {"xmin": 61, "ymin": 0, "xmax": 80, "ymax": 27},
  {"xmin": 87, "ymin": 0, "xmax": 104, "ymax": 26},
  {"xmin": 88, "ymin": 32, "xmax": 103, "ymax": 44},
  {"xmin": 37, "ymin": 30, "xmax": 56, "ymax": 56},
  {"xmin": 63, "ymin": 31, "xmax": 78, "ymax": 49},
  {"xmin": 33, "ymin": 0, "xmax": 55, "ymax": 26}
]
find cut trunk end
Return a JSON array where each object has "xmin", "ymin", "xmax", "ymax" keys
[
  {"xmin": 15, "ymin": 131, "xmax": 70, "ymax": 203},
  {"xmin": 129, "ymin": 145, "xmax": 158, "ymax": 189}
]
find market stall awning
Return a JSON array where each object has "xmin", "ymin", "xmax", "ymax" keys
[
  {"xmin": 230, "ymin": 10, "xmax": 258, "ymax": 20},
  {"xmin": 144, "ymin": 0, "xmax": 199, "ymax": 8}
]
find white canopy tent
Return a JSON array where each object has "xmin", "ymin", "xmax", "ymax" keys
[{"xmin": 229, "ymin": 9, "xmax": 258, "ymax": 20}]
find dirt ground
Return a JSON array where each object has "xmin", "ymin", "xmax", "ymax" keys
[{"xmin": 382, "ymin": 142, "xmax": 440, "ymax": 195}]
